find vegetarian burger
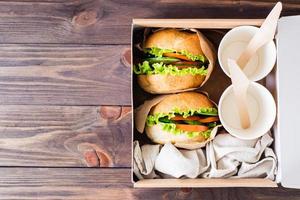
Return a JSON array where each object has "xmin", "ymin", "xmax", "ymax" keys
[
  {"xmin": 134, "ymin": 29, "xmax": 215, "ymax": 94},
  {"xmin": 145, "ymin": 92, "xmax": 219, "ymax": 147}
]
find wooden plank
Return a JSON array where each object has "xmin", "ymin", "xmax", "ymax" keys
[
  {"xmin": 0, "ymin": 0, "xmax": 298, "ymax": 44},
  {"xmin": 0, "ymin": 168, "xmax": 299, "ymax": 200},
  {"xmin": 0, "ymin": 105, "xmax": 132, "ymax": 167},
  {"xmin": 0, "ymin": 168, "xmax": 131, "ymax": 200},
  {"xmin": 0, "ymin": 44, "xmax": 131, "ymax": 105},
  {"xmin": 134, "ymin": 178, "xmax": 278, "ymax": 188},
  {"xmin": 133, "ymin": 18, "xmax": 263, "ymax": 29}
]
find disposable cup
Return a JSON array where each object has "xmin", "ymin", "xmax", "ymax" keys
[
  {"xmin": 218, "ymin": 26, "xmax": 276, "ymax": 81},
  {"xmin": 218, "ymin": 82, "xmax": 276, "ymax": 140}
]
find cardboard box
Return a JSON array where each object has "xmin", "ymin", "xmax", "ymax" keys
[{"xmin": 131, "ymin": 17, "xmax": 300, "ymax": 188}]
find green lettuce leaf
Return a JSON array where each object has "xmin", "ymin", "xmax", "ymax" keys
[
  {"xmin": 144, "ymin": 47, "xmax": 207, "ymax": 62},
  {"xmin": 180, "ymin": 50, "xmax": 206, "ymax": 62},
  {"xmin": 172, "ymin": 107, "xmax": 218, "ymax": 117},
  {"xmin": 161, "ymin": 123, "xmax": 213, "ymax": 139},
  {"xmin": 133, "ymin": 61, "xmax": 207, "ymax": 76},
  {"xmin": 146, "ymin": 112, "xmax": 175, "ymax": 126},
  {"xmin": 161, "ymin": 123, "xmax": 181, "ymax": 135},
  {"xmin": 186, "ymin": 129, "xmax": 212, "ymax": 139},
  {"xmin": 146, "ymin": 108, "xmax": 218, "ymax": 139},
  {"xmin": 144, "ymin": 47, "xmax": 174, "ymax": 57}
]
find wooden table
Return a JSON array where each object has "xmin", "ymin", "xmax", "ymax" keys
[{"xmin": 0, "ymin": 0, "xmax": 299, "ymax": 199}]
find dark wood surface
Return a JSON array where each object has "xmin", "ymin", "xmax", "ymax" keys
[
  {"xmin": 0, "ymin": 0, "xmax": 299, "ymax": 199},
  {"xmin": 0, "ymin": 168, "xmax": 300, "ymax": 200},
  {"xmin": 0, "ymin": 105, "xmax": 131, "ymax": 167},
  {"xmin": 0, "ymin": 44, "xmax": 131, "ymax": 105}
]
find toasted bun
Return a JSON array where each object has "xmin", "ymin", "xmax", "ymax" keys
[
  {"xmin": 145, "ymin": 124, "xmax": 206, "ymax": 145},
  {"xmin": 144, "ymin": 29, "xmax": 203, "ymax": 56},
  {"xmin": 138, "ymin": 29, "xmax": 215, "ymax": 94},
  {"xmin": 145, "ymin": 92, "xmax": 216, "ymax": 148},
  {"xmin": 137, "ymin": 74, "xmax": 205, "ymax": 94},
  {"xmin": 151, "ymin": 92, "xmax": 215, "ymax": 115}
]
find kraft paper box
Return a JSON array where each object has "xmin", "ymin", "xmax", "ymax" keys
[{"xmin": 131, "ymin": 17, "xmax": 300, "ymax": 188}]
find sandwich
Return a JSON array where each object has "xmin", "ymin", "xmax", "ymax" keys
[
  {"xmin": 145, "ymin": 92, "xmax": 219, "ymax": 147},
  {"xmin": 133, "ymin": 28, "xmax": 215, "ymax": 94}
]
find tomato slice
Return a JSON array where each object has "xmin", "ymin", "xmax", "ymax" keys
[
  {"xmin": 176, "ymin": 124, "xmax": 209, "ymax": 132},
  {"xmin": 197, "ymin": 117, "xmax": 219, "ymax": 123},
  {"xmin": 171, "ymin": 116, "xmax": 219, "ymax": 123},
  {"xmin": 175, "ymin": 65, "xmax": 196, "ymax": 69},
  {"xmin": 163, "ymin": 53, "xmax": 190, "ymax": 61},
  {"xmin": 171, "ymin": 116, "xmax": 201, "ymax": 121}
]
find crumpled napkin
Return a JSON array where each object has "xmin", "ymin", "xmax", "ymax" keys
[
  {"xmin": 133, "ymin": 132, "xmax": 277, "ymax": 180},
  {"xmin": 133, "ymin": 141, "xmax": 160, "ymax": 179},
  {"xmin": 155, "ymin": 142, "xmax": 209, "ymax": 178},
  {"xmin": 204, "ymin": 133, "xmax": 277, "ymax": 179}
]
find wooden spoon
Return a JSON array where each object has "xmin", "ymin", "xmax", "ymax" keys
[
  {"xmin": 237, "ymin": 2, "xmax": 282, "ymax": 68},
  {"xmin": 228, "ymin": 59, "xmax": 251, "ymax": 129}
]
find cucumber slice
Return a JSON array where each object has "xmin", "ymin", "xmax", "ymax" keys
[
  {"xmin": 145, "ymin": 57, "xmax": 180, "ymax": 64},
  {"xmin": 183, "ymin": 120, "xmax": 203, "ymax": 125}
]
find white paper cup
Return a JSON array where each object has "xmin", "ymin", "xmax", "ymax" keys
[
  {"xmin": 218, "ymin": 26, "xmax": 276, "ymax": 81},
  {"xmin": 218, "ymin": 82, "xmax": 276, "ymax": 140}
]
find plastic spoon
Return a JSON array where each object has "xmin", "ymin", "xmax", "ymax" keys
[
  {"xmin": 237, "ymin": 2, "xmax": 282, "ymax": 68},
  {"xmin": 228, "ymin": 58, "xmax": 251, "ymax": 129}
]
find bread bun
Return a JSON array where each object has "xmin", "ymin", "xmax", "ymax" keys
[
  {"xmin": 145, "ymin": 92, "xmax": 216, "ymax": 148},
  {"xmin": 144, "ymin": 29, "xmax": 203, "ymax": 56},
  {"xmin": 138, "ymin": 28, "xmax": 215, "ymax": 94},
  {"xmin": 151, "ymin": 92, "xmax": 214, "ymax": 115},
  {"xmin": 137, "ymin": 74, "xmax": 205, "ymax": 94}
]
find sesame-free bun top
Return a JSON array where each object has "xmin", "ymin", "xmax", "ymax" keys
[
  {"xmin": 144, "ymin": 29, "xmax": 203, "ymax": 56},
  {"xmin": 151, "ymin": 92, "xmax": 215, "ymax": 115},
  {"xmin": 137, "ymin": 28, "xmax": 216, "ymax": 94}
]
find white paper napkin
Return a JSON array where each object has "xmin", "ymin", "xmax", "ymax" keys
[
  {"xmin": 133, "ymin": 141, "xmax": 160, "ymax": 179},
  {"xmin": 204, "ymin": 133, "xmax": 277, "ymax": 178},
  {"xmin": 155, "ymin": 143, "xmax": 208, "ymax": 178},
  {"xmin": 133, "ymin": 132, "xmax": 277, "ymax": 180}
]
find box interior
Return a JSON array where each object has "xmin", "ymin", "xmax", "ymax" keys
[{"xmin": 132, "ymin": 19, "xmax": 279, "ymax": 188}]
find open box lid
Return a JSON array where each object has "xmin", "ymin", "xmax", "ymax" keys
[{"xmin": 277, "ymin": 15, "xmax": 300, "ymax": 189}]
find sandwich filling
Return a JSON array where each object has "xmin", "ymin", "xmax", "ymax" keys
[
  {"xmin": 146, "ymin": 107, "xmax": 218, "ymax": 139},
  {"xmin": 133, "ymin": 47, "xmax": 209, "ymax": 76}
]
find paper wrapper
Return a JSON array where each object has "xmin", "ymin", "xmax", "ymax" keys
[
  {"xmin": 133, "ymin": 132, "xmax": 277, "ymax": 180},
  {"xmin": 134, "ymin": 92, "xmax": 220, "ymax": 149},
  {"xmin": 192, "ymin": 28, "xmax": 216, "ymax": 87},
  {"xmin": 136, "ymin": 28, "xmax": 216, "ymax": 94}
]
